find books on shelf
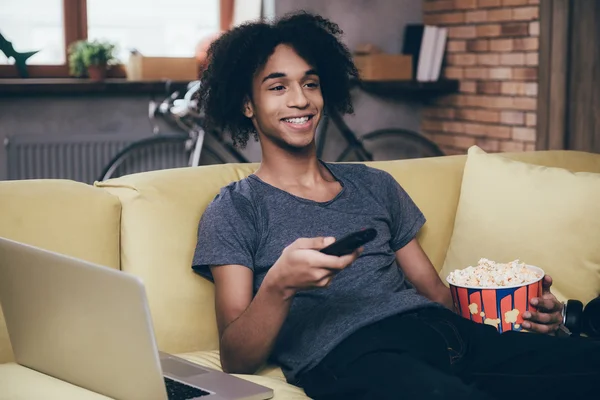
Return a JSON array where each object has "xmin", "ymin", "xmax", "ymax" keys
[{"xmin": 402, "ymin": 24, "xmax": 448, "ymax": 82}]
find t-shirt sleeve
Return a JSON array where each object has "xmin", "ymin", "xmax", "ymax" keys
[
  {"xmin": 383, "ymin": 172, "xmax": 426, "ymax": 251},
  {"xmin": 191, "ymin": 188, "xmax": 257, "ymax": 281}
]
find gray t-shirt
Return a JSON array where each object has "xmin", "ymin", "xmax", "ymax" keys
[{"xmin": 192, "ymin": 161, "xmax": 440, "ymax": 384}]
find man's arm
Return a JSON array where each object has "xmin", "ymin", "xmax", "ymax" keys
[
  {"xmin": 211, "ymin": 264, "xmax": 293, "ymax": 374},
  {"xmin": 395, "ymin": 238, "xmax": 454, "ymax": 310},
  {"xmin": 210, "ymin": 237, "xmax": 362, "ymax": 375}
]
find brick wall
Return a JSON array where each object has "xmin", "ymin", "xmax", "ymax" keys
[{"xmin": 421, "ymin": 0, "xmax": 539, "ymax": 155}]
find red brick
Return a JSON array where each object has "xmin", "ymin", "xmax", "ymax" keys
[
  {"xmin": 444, "ymin": 67, "xmax": 464, "ymax": 79},
  {"xmin": 467, "ymin": 39, "xmax": 489, "ymax": 52},
  {"xmin": 477, "ymin": 81, "xmax": 502, "ymax": 94},
  {"xmin": 526, "ymin": 112, "xmax": 536, "ymax": 126},
  {"xmin": 514, "ymin": 37, "xmax": 538, "ymax": 51},
  {"xmin": 477, "ymin": 24, "xmax": 502, "ymax": 38},
  {"xmin": 437, "ymin": 134, "xmax": 477, "ymax": 150},
  {"xmin": 466, "ymin": 95, "xmax": 508, "ymax": 109},
  {"xmin": 457, "ymin": 108, "xmax": 500, "ymax": 123},
  {"xmin": 500, "ymin": 111, "xmax": 525, "ymax": 125},
  {"xmin": 476, "ymin": 138, "xmax": 501, "ymax": 152},
  {"xmin": 442, "ymin": 121, "xmax": 466, "ymax": 134},
  {"xmin": 512, "ymin": 127, "xmax": 536, "ymax": 141},
  {"xmin": 465, "ymin": 123, "xmax": 512, "ymax": 139},
  {"xmin": 501, "ymin": 23, "xmax": 530, "ymax": 37},
  {"xmin": 530, "ymin": 21, "xmax": 540, "ymax": 36},
  {"xmin": 447, "ymin": 40, "xmax": 467, "ymax": 52},
  {"xmin": 466, "ymin": 10, "xmax": 488, "ymax": 22},
  {"xmin": 513, "ymin": 97, "xmax": 537, "ymax": 110},
  {"xmin": 525, "ymin": 52, "xmax": 538, "ymax": 66},
  {"xmin": 465, "ymin": 67, "xmax": 488, "ymax": 79},
  {"xmin": 501, "ymin": 82, "xmax": 519, "ymax": 95},
  {"xmin": 449, "ymin": 53, "xmax": 477, "ymax": 66},
  {"xmin": 502, "ymin": 81, "xmax": 537, "ymax": 96},
  {"xmin": 454, "ymin": 0, "xmax": 478, "ymax": 9},
  {"xmin": 489, "ymin": 39, "xmax": 513, "ymax": 52},
  {"xmin": 513, "ymin": 67, "xmax": 537, "ymax": 81},
  {"xmin": 425, "ymin": 12, "xmax": 466, "ymax": 25},
  {"xmin": 512, "ymin": 6, "xmax": 539, "ymax": 21},
  {"xmin": 500, "ymin": 141, "xmax": 525, "ymax": 152},
  {"xmin": 442, "ymin": 146, "xmax": 467, "ymax": 154},
  {"xmin": 502, "ymin": 0, "xmax": 529, "ymax": 5},
  {"xmin": 488, "ymin": 9, "xmax": 513, "ymax": 22},
  {"xmin": 422, "ymin": 119, "xmax": 445, "ymax": 132},
  {"xmin": 423, "ymin": 107, "xmax": 456, "ymax": 119},
  {"xmin": 500, "ymin": 53, "xmax": 526, "ymax": 66},
  {"xmin": 524, "ymin": 83, "xmax": 537, "ymax": 96},
  {"xmin": 524, "ymin": 143, "xmax": 536, "ymax": 151},
  {"xmin": 423, "ymin": 0, "xmax": 454, "ymax": 12},
  {"xmin": 477, "ymin": 53, "xmax": 500, "ymax": 65},
  {"xmin": 489, "ymin": 67, "xmax": 512, "ymax": 80},
  {"xmin": 460, "ymin": 81, "xmax": 478, "ymax": 93},
  {"xmin": 478, "ymin": 0, "xmax": 502, "ymax": 7},
  {"xmin": 448, "ymin": 26, "xmax": 477, "ymax": 39},
  {"xmin": 529, "ymin": 0, "xmax": 540, "ymax": 4}
]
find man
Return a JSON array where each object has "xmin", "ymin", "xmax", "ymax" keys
[{"xmin": 192, "ymin": 11, "xmax": 600, "ymax": 399}]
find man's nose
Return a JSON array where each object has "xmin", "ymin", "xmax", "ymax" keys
[{"xmin": 287, "ymin": 85, "xmax": 310, "ymax": 108}]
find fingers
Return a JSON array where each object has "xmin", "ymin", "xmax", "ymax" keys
[
  {"xmin": 541, "ymin": 274, "xmax": 553, "ymax": 293},
  {"xmin": 531, "ymin": 294, "xmax": 562, "ymax": 312},
  {"xmin": 521, "ymin": 320, "xmax": 561, "ymax": 334},
  {"xmin": 523, "ymin": 309, "xmax": 561, "ymax": 324},
  {"xmin": 292, "ymin": 236, "xmax": 336, "ymax": 250}
]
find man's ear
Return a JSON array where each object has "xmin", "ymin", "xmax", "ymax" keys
[{"xmin": 243, "ymin": 98, "xmax": 254, "ymax": 119}]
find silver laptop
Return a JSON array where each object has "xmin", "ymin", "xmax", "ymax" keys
[{"xmin": 0, "ymin": 236, "xmax": 274, "ymax": 400}]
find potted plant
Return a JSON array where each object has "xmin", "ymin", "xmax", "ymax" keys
[{"xmin": 68, "ymin": 39, "xmax": 117, "ymax": 80}]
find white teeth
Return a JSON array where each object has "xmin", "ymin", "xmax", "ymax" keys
[{"xmin": 284, "ymin": 116, "xmax": 309, "ymax": 124}]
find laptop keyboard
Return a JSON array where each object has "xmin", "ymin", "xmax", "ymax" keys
[{"xmin": 164, "ymin": 376, "xmax": 211, "ymax": 399}]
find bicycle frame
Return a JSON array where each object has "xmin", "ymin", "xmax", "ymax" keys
[{"xmin": 316, "ymin": 107, "xmax": 374, "ymax": 162}]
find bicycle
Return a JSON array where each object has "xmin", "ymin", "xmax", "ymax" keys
[
  {"xmin": 315, "ymin": 103, "xmax": 444, "ymax": 162},
  {"xmin": 98, "ymin": 80, "xmax": 444, "ymax": 181},
  {"xmin": 97, "ymin": 81, "xmax": 249, "ymax": 181}
]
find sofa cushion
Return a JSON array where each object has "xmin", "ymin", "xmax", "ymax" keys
[
  {"xmin": 177, "ymin": 350, "xmax": 309, "ymax": 399},
  {"xmin": 0, "ymin": 179, "xmax": 121, "ymax": 364},
  {"xmin": 96, "ymin": 163, "xmax": 260, "ymax": 355},
  {"xmin": 441, "ymin": 146, "xmax": 600, "ymax": 304}
]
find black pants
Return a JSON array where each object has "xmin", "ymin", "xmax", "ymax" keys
[{"xmin": 296, "ymin": 306, "xmax": 600, "ymax": 400}]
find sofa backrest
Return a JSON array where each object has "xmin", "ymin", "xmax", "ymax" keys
[
  {"xmin": 0, "ymin": 180, "xmax": 122, "ymax": 363},
  {"xmin": 97, "ymin": 150, "xmax": 600, "ymax": 356}
]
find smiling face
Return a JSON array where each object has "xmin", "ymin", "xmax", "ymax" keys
[{"xmin": 243, "ymin": 44, "xmax": 323, "ymax": 152}]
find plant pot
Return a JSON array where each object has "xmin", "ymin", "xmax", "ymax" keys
[{"xmin": 87, "ymin": 64, "xmax": 107, "ymax": 81}]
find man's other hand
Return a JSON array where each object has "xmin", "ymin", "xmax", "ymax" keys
[{"xmin": 522, "ymin": 275, "xmax": 563, "ymax": 335}]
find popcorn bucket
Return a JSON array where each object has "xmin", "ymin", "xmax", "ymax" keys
[{"xmin": 446, "ymin": 265, "xmax": 544, "ymax": 333}]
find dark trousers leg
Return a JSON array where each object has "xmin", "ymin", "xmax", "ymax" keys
[
  {"xmin": 298, "ymin": 307, "xmax": 493, "ymax": 400},
  {"xmin": 462, "ymin": 327, "xmax": 600, "ymax": 399},
  {"xmin": 298, "ymin": 306, "xmax": 600, "ymax": 400}
]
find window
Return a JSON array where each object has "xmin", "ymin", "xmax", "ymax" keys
[
  {"xmin": 0, "ymin": 0, "xmax": 66, "ymax": 65},
  {"xmin": 87, "ymin": 0, "xmax": 219, "ymax": 62},
  {"xmin": 0, "ymin": 0, "xmax": 228, "ymax": 78}
]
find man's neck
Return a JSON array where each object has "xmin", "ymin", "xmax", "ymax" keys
[{"xmin": 254, "ymin": 146, "xmax": 333, "ymax": 189}]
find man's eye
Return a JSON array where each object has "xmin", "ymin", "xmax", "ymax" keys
[
  {"xmin": 305, "ymin": 82, "xmax": 319, "ymax": 88},
  {"xmin": 269, "ymin": 85, "xmax": 285, "ymax": 91}
]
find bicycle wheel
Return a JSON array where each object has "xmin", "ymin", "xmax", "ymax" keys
[
  {"xmin": 338, "ymin": 129, "xmax": 445, "ymax": 162},
  {"xmin": 98, "ymin": 134, "xmax": 225, "ymax": 181}
]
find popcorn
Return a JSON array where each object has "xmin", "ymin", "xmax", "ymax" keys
[{"xmin": 447, "ymin": 258, "xmax": 542, "ymax": 288}]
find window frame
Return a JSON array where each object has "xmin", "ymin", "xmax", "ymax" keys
[{"xmin": 0, "ymin": 0, "xmax": 232, "ymax": 79}]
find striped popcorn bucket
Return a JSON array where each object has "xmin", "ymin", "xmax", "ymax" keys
[{"xmin": 446, "ymin": 265, "xmax": 544, "ymax": 333}]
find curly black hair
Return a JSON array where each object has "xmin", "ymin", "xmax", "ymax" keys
[{"xmin": 196, "ymin": 11, "xmax": 359, "ymax": 148}]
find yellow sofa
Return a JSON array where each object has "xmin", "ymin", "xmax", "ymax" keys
[{"xmin": 1, "ymin": 150, "xmax": 600, "ymax": 400}]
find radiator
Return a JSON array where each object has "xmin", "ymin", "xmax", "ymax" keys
[{"xmin": 5, "ymin": 133, "xmax": 190, "ymax": 184}]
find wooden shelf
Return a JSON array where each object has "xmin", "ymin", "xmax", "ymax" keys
[
  {"xmin": 0, "ymin": 78, "xmax": 191, "ymax": 97},
  {"xmin": 0, "ymin": 78, "xmax": 459, "ymax": 99},
  {"xmin": 353, "ymin": 79, "xmax": 459, "ymax": 98}
]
